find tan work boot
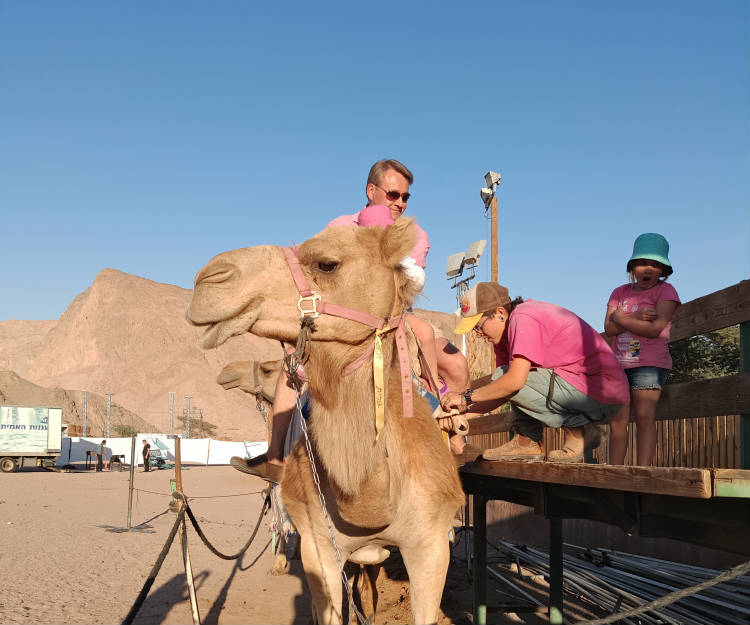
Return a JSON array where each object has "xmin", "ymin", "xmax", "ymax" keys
[
  {"xmin": 482, "ymin": 435, "xmax": 545, "ymax": 461},
  {"xmin": 548, "ymin": 427, "xmax": 585, "ymax": 463}
]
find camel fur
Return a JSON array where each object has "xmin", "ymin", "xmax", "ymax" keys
[{"xmin": 188, "ymin": 218, "xmax": 465, "ymax": 624}]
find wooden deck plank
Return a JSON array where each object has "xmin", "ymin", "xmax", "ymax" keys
[
  {"xmin": 460, "ymin": 460, "xmax": 714, "ymax": 498},
  {"xmin": 712, "ymin": 468, "xmax": 750, "ymax": 498}
]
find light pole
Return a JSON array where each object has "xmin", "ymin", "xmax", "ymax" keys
[
  {"xmin": 446, "ymin": 239, "xmax": 487, "ymax": 354},
  {"xmin": 105, "ymin": 393, "xmax": 112, "ymax": 438},
  {"xmin": 184, "ymin": 395, "xmax": 192, "ymax": 439},
  {"xmin": 480, "ymin": 171, "xmax": 501, "ymax": 282}
]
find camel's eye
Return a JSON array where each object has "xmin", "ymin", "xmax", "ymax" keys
[{"xmin": 317, "ymin": 261, "xmax": 338, "ymax": 273}]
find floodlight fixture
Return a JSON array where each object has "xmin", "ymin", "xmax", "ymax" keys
[
  {"xmin": 480, "ymin": 187, "xmax": 494, "ymax": 209},
  {"xmin": 484, "ymin": 171, "xmax": 501, "ymax": 189},
  {"xmin": 464, "ymin": 240, "xmax": 486, "ymax": 266},
  {"xmin": 445, "ymin": 252, "xmax": 465, "ymax": 278}
]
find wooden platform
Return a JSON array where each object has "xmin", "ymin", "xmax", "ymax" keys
[{"xmin": 460, "ymin": 460, "xmax": 750, "ymax": 625}]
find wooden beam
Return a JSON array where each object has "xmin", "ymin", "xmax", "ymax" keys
[
  {"xmin": 465, "ymin": 410, "xmax": 514, "ymax": 435},
  {"xmin": 460, "ymin": 461, "xmax": 713, "ymax": 498},
  {"xmin": 669, "ymin": 280, "xmax": 749, "ymax": 342},
  {"xmin": 713, "ymin": 468, "xmax": 750, "ymax": 498},
  {"xmin": 654, "ymin": 372, "xmax": 750, "ymax": 421}
]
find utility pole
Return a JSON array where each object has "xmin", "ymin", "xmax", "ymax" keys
[
  {"xmin": 82, "ymin": 389, "xmax": 88, "ymax": 437},
  {"xmin": 481, "ymin": 171, "xmax": 501, "ymax": 283},
  {"xmin": 105, "ymin": 393, "xmax": 112, "ymax": 438},
  {"xmin": 490, "ymin": 194, "xmax": 498, "ymax": 283},
  {"xmin": 169, "ymin": 392, "xmax": 175, "ymax": 435},
  {"xmin": 184, "ymin": 395, "xmax": 192, "ymax": 439}
]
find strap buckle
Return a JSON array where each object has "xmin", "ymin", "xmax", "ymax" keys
[{"xmin": 297, "ymin": 292, "xmax": 321, "ymax": 318}]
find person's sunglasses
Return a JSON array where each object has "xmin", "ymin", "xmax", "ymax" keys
[
  {"xmin": 474, "ymin": 315, "xmax": 490, "ymax": 334},
  {"xmin": 374, "ymin": 184, "xmax": 410, "ymax": 203}
]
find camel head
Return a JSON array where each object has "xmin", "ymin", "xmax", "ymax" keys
[
  {"xmin": 187, "ymin": 218, "xmax": 419, "ymax": 350},
  {"xmin": 216, "ymin": 359, "xmax": 281, "ymax": 403}
]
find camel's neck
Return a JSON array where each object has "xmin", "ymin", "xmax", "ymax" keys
[{"xmin": 305, "ymin": 333, "xmax": 403, "ymax": 497}]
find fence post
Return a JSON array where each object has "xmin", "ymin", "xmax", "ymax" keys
[{"xmin": 740, "ymin": 320, "xmax": 749, "ymax": 470}]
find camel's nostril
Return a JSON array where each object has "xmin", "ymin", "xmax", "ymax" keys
[{"xmin": 196, "ymin": 265, "xmax": 235, "ymax": 286}]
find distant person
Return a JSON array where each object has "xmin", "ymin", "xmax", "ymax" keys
[
  {"xmin": 142, "ymin": 439, "xmax": 151, "ymax": 472},
  {"xmin": 96, "ymin": 439, "xmax": 109, "ymax": 471},
  {"xmin": 605, "ymin": 233, "xmax": 681, "ymax": 466},
  {"xmin": 440, "ymin": 282, "xmax": 629, "ymax": 462}
]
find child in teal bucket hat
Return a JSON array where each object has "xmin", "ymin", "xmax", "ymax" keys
[{"xmin": 605, "ymin": 233, "xmax": 681, "ymax": 466}]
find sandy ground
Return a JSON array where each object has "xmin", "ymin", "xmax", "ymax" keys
[{"xmin": 0, "ymin": 465, "xmax": 605, "ymax": 625}]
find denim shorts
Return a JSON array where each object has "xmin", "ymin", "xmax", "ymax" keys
[{"xmin": 625, "ymin": 366, "xmax": 668, "ymax": 391}]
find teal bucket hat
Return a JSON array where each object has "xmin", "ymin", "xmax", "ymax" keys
[{"xmin": 627, "ymin": 233, "xmax": 673, "ymax": 276}]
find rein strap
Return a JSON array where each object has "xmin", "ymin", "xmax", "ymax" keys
[{"xmin": 282, "ymin": 246, "xmax": 414, "ymax": 425}]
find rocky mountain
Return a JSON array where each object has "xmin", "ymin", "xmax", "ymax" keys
[
  {"xmin": 0, "ymin": 269, "xmax": 464, "ymax": 441},
  {"xmin": 0, "ymin": 269, "xmax": 280, "ymax": 441}
]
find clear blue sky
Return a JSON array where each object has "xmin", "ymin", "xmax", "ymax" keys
[{"xmin": 2, "ymin": 1, "xmax": 748, "ymax": 332}]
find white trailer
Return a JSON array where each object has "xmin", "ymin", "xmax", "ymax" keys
[{"xmin": 0, "ymin": 405, "xmax": 63, "ymax": 472}]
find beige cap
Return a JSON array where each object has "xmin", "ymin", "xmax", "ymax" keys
[{"xmin": 454, "ymin": 282, "xmax": 511, "ymax": 334}]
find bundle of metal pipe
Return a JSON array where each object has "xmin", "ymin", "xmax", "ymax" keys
[{"xmin": 489, "ymin": 540, "xmax": 749, "ymax": 625}]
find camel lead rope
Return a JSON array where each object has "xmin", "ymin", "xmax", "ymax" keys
[{"xmin": 373, "ymin": 326, "xmax": 388, "ymax": 440}]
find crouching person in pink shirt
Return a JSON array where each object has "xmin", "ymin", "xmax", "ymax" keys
[{"xmin": 441, "ymin": 282, "xmax": 629, "ymax": 462}]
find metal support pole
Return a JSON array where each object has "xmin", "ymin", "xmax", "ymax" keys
[
  {"xmin": 169, "ymin": 392, "xmax": 175, "ymax": 435},
  {"xmin": 127, "ymin": 436, "xmax": 136, "ymax": 529},
  {"xmin": 490, "ymin": 194, "xmax": 498, "ymax": 283},
  {"xmin": 740, "ymin": 320, "xmax": 750, "ymax": 470},
  {"xmin": 105, "ymin": 393, "xmax": 112, "ymax": 439},
  {"xmin": 549, "ymin": 517, "xmax": 564, "ymax": 624},
  {"xmin": 82, "ymin": 389, "xmax": 88, "ymax": 437},
  {"xmin": 472, "ymin": 493, "xmax": 487, "ymax": 625},
  {"xmin": 184, "ymin": 395, "xmax": 192, "ymax": 439}
]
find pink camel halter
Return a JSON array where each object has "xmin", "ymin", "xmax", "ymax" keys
[{"xmin": 282, "ymin": 246, "xmax": 413, "ymax": 424}]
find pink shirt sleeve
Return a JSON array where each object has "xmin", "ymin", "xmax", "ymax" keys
[
  {"xmin": 326, "ymin": 213, "xmax": 359, "ymax": 228},
  {"xmin": 410, "ymin": 223, "xmax": 430, "ymax": 269}
]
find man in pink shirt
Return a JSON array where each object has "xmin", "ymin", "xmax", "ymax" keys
[{"xmin": 441, "ymin": 282, "xmax": 629, "ymax": 462}]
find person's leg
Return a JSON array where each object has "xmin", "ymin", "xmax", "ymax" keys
[
  {"xmin": 632, "ymin": 389, "xmax": 660, "ymax": 466},
  {"xmin": 607, "ymin": 401, "xmax": 631, "ymax": 465},
  {"xmin": 267, "ymin": 372, "xmax": 297, "ymax": 465},
  {"xmin": 408, "ymin": 315, "xmax": 440, "ymax": 393},
  {"xmin": 435, "ymin": 338, "xmax": 469, "ymax": 393}
]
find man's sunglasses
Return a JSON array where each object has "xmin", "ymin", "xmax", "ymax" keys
[{"xmin": 373, "ymin": 184, "xmax": 410, "ymax": 203}]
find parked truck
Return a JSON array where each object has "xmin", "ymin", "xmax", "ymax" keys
[{"xmin": 0, "ymin": 405, "xmax": 64, "ymax": 472}]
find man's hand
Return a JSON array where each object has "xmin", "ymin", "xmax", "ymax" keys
[{"xmin": 441, "ymin": 391, "xmax": 466, "ymax": 413}]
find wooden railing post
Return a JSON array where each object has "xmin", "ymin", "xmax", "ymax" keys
[{"xmin": 740, "ymin": 319, "xmax": 749, "ymax": 470}]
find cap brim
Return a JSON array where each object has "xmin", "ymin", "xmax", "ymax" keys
[{"xmin": 454, "ymin": 312, "xmax": 482, "ymax": 335}]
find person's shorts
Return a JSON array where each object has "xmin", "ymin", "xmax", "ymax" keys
[{"xmin": 624, "ymin": 366, "xmax": 668, "ymax": 391}]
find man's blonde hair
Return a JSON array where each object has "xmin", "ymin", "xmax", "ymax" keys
[{"xmin": 366, "ymin": 159, "xmax": 414, "ymax": 190}]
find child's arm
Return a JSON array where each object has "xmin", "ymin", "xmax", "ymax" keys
[
  {"xmin": 610, "ymin": 300, "xmax": 678, "ymax": 338},
  {"xmin": 604, "ymin": 305, "xmax": 624, "ymax": 336}
]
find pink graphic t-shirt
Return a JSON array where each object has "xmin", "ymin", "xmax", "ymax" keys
[
  {"xmin": 493, "ymin": 301, "xmax": 629, "ymax": 405},
  {"xmin": 607, "ymin": 281, "xmax": 681, "ymax": 369}
]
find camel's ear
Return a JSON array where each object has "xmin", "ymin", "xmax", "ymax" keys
[{"xmin": 382, "ymin": 217, "xmax": 416, "ymax": 268}]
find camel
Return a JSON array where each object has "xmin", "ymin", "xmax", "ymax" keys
[
  {"xmin": 216, "ymin": 358, "xmax": 300, "ymax": 576},
  {"xmin": 188, "ymin": 218, "xmax": 465, "ymax": 624}
]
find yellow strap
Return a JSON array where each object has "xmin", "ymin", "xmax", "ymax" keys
[{"xmin": 373, "ymin": 326, "xmax": 388, "ymax": 440}]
